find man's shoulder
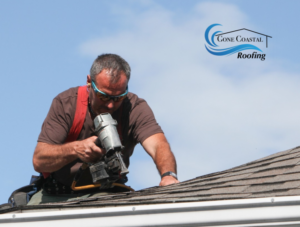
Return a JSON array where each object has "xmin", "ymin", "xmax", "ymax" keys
[
  {"xmin": 124, "ymin": 92, "xmax": 155, "ymax": 117},
  {"xmin": 54, "ymin": 86, "xmax": 79, "ymax": 101},
  {"xmin": 123, "ymin": 92, "xmax": 163, "ymax": 143},
  {"xmin": 126, "ymin": 92, "xmax": 146, "ymax": 108}
]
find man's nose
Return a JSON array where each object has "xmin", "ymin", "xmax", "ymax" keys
[{"xmin": 106, "ymin": 100, "xmax": 114, "ymax": 109}]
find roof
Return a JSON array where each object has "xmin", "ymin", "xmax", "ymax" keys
[
  {"xmin": 215, "ymin": 28, "xmax": 272, "ymax": 38},
  {"xmin": 2, "ymin": 145, "xmax": 300, "ymax": 213}
]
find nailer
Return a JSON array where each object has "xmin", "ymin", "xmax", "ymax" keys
[{"xmin": 71, "ymin": 113, "xmax": 134, "ymax": 192}]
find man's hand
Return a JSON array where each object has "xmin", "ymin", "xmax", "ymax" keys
[
  {"xmin": 159, "ymin": 175, "xmax": 180, "ymax": 186},
  {"xmin": 33, "ymin": 136, "xmax": 106, "ymax": 173},
  {"xmin": 74, "ymin": 136, "xmax": 106, "ymax": 163}
]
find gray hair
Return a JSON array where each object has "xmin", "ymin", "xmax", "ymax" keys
[{"xmin": 90, "ymin": 54, "xmax": 131, "ymax": 83}]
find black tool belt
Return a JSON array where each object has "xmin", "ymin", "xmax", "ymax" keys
[
  {"xmin": 42, "ymin": 175, "xmax": 96, "ymax": 194},
  {"xmin": 43, "ymin": 175, "xmax": 129, "ymax": 195}
]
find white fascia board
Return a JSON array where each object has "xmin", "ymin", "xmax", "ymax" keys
[{"xmin": 1, "ymin": 196, "xmax": 300, "ymax": 227}]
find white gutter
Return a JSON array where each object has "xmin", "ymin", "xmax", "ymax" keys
[{"xmin": 1, "ymin": 196, "xmax": 300, "ymax": 227}]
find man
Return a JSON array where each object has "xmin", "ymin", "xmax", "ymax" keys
[{"xmin": 30, "ymin": 54, "xmax": 179, "ymax": 204}]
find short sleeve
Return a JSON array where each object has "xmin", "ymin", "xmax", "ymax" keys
[
  {"xmin": 37, "ymin": 98, "xmax": 73, "ymax": 144},
  {"xmin": 130, "ymin": 100, "xmax": 163, "ymax": 143}
]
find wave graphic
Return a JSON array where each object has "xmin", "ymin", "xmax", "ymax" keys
[{"xmin": 205, "ymin": 24, "xmax": 262, "ymax": 56}]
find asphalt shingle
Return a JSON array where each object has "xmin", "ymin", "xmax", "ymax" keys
[
  {"xmin": 247, "ymin": 168, "xmax": 291, "ymax": 178},
  {"xmin": 243, "ymin": 183, "xmax": 282, "ymax": 193},
  {"xmin": 223, "ymin": 176, "xmax": 274, "ymax": 186},
  {"xmin": 3, "ymin": 145, "xmax": 300, "ymax": 214},
  {"xmin": 62, "ymin": 145, "xmax": 300, "ymax": 206}
]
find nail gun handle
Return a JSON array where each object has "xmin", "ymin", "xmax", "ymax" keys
[
  {"xmin": 116, "ymin": 151, "xmax": 129, "ymax": 175},
  {"xmin": 94, "ymin": 137, "xmax": 102, "ymax": 148}
]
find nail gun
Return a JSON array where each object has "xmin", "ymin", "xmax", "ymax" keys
[{"xmin": 72, "ymin": 113, "xmax": 132, "ymax": 191}]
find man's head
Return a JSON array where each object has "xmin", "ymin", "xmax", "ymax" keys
[{"xmin": 87, "ymin": 54, "xmax": 131, "ymax": 115}]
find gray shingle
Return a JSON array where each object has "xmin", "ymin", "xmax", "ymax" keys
[
  {"xmin": 248, "ymin": 190, "xmax": 289, "ymax": 198},
  {"xmin": 285, "ymin": 188, "xmax": 300, "ymax": 195},
  {"xmin": 151, "ymin": 197, "xmax": 210, "ymax": 203},
  {"xmin": 127, "ymin": 194, "xmax": 167, "ymax": 200},
  {"xmin": 253, "ymin": 148, "xmax": 292, "ymax": 162},
  {"xmin": 162, "ymin": 191, "xmax": 211, "ymax": 198},
  {"xmin": 243, "ymin": 152, "xmax": 299, "ymax": 169},
  {"xmin": 71, "ymin": 146, "xmax": 300, "ymax": 205},
  {"xmin": 187, "ymin": 173, "xmax": 231, "ymax": 184},
  {"xmin": 266, "ymin": 158, "xmax": 300, "ymax": 169},
  {"xmin": 171, "ymin": 182, "xmax": 214, "ymax": 190},
  {"xmin": 225, "ymin": 165, "xmax": 269, "ymax": 177},
  {"xmin": 208, "ymin": 193, "xmax": 251, "ymax": 200},
  {"xmin": 264, "ymin": 172, "xmax": 300, "ymax": 183},
  {"xmin": 277, "ymin": 181, "xmax": 300, "ymax": 190},
  {"xmin": 228, "ymin": 162, "xmax": 270, "ymax": 173},
  {"xmin": 289, "ymin": 146, "xmax": 300, "ymax": 154},
  {"xmin": 212, "ymin": 173, "xmax": 253, "ymax": 183},
  {"xmin": 269, "ymin": 153, "xmax": 300, "ymax": 163},
  {"xmin": 171, "ymin": 197, "xmax": 208, "ymax": 202},
  {"xmin": 283, "ymin": 164, "xmax": 300, "ymax": 174},
  {"xmin": 7, "ymin": 145, "xmax": 300, "ymax": 213},
  {"xmin": 243, "ymin": 183, "xmax": 282, "ymax": 193},
  {"xmin": 223, "ymin": 176, "xmax": 274, "ymax": 186},
  {"xmin": 247, "ymin": 167, "xmax": 291, "ymax": 178},
  {"xmin": 205, "ymin": 186, "xmax": 249, "ymax": 195}
]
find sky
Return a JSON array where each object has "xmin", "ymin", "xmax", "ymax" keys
[{"xmin": 1, "ymin": 0, "xmax": 300, "ymax": 204}]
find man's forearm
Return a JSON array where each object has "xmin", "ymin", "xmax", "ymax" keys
[
  {"xmin": 33, "ymin": 136, "xmax": 104, "ymax": 173},
  {"xmin": 154, "ymin": 140, "xmax": 179, "ymax": 186},
  {"xmin": 33, "ymin": 142, "xmax": 78, "ymax": 173},
  {"xmin": 142, "ymin": 133, "xmax": 179, "ymax": 186},
  {"xmin": 142, "ymin": 133, "xmax": 178, "ymax": 175},
  {"xmin": 154, "ymin": 141, "xmax": 177, "ymax": 175}
]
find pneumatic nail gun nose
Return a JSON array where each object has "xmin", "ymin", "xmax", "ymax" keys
[{"xmin": 72, "ymin": 113, "xmax": 132, "ymax": 191}]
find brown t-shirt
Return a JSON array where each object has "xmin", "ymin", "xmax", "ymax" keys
[{"xmin": 38, "ymin": 86, "xmax": 163, "ymax": 186}]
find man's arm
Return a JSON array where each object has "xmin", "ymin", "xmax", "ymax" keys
[
  {"xmin": 142, "ymin": 133, "xmax": 179, "ymax": 186},
  {"xmin": 33, "ymin": 136, "xmax": 105, "ymax": 173}
]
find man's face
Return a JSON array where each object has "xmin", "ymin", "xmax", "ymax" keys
[{"xmin": 87, "ymin": 69, "xmax": 128, "ymax": 115}]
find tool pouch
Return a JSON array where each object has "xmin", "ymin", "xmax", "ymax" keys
[{"xmin": 8, "ymin": 175, "xmax": 44, "ymax": 207}]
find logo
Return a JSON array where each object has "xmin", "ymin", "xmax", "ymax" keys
[{"xmin": 205, "ymin": 24, "xmax": 272, "ymax": 61}]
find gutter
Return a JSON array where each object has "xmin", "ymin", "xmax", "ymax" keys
[{"xmin": 1, "ymin": 196, "xmax": 300, "ymax": 226}]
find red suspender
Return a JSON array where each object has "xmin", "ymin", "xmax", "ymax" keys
[
  {"xmin": 42, "ymin": 85, "xmax": 124, "ymax": 179},
  {"xmin": 65, "ymin": 86, "xmax": 89, "ymax": 142},
  {"xmin": 42, "ymin": 86, "xmax": 89, "ymax": 179}
]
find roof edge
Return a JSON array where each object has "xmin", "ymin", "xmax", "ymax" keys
[{"xmin": 2, "ymin": 196, "xmax": 300, "ymax": 226}]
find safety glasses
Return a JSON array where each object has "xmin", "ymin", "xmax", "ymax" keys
[{"xmin": 91, "ymin": 81, "xmax": 128, "ymax": 102}]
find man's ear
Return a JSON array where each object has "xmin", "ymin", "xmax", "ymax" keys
[{"xmin": 87, "ymin": 75, "xmax": 91, "ymax": 86}]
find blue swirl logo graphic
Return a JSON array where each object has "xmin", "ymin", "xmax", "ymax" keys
[{"xmin": 205, "ymin": 24, "xmax": 262, "ymax": 56}]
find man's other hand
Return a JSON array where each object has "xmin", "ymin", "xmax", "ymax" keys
[
  {"xmin": 74, "ymin": 136, "xmax": 106, "ymax": 163},
  {"xmin": 159, "ymin": 175, "xmax": 180, "ymax": 186}
]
